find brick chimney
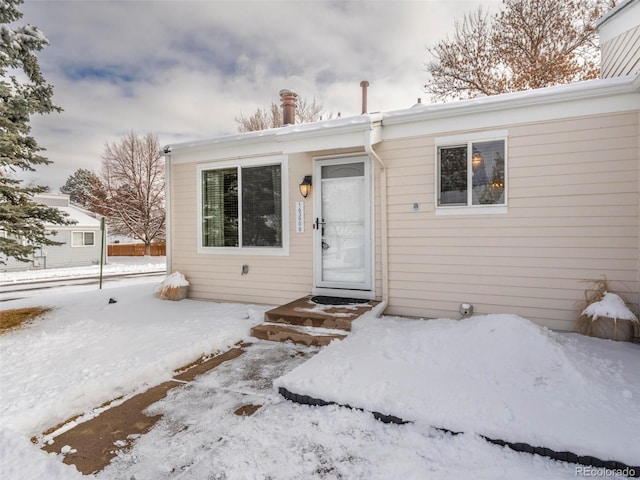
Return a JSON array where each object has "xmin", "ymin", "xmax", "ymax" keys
[{"xmin": 279, "ymin": 89, "xmax": 298, "ymax": 126}]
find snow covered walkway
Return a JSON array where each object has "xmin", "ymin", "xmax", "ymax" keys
[{"xmin": 41, "ymin": 342, "xmax": 317, "ymax": 475}]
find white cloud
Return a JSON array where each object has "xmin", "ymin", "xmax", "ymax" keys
[{"xmin": 19, "ymin": 0, "xmax": 500, "ymax": 190}]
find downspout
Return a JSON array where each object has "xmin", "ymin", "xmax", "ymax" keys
[
  {"xmin": 163, "ymin": 151, "xmax": 172, "ymax": 274},
  {"xmin": 364, "ymin": 117, "xmax": 388, "ymax": 317}
]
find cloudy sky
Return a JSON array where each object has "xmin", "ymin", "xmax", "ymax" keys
[{"xmin": 19, "ymin": 0, "xmax": 501, "ymax": 191}]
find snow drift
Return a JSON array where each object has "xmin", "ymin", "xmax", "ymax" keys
[{"xmin": 276, "ymin": 314, "xmax": 640, "ymax": 465}]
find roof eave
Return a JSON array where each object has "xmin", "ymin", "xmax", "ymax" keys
[
  {"xmin": 382, "ymin": 75, "xmax": 640, "ymax": 127},
  {"xmin": 596, "ymin": 0, "xmax": 638, "ymax": 28},
  {"xmin": 165, "ymin": 113, "xmax": 383, "ymax": 156}
]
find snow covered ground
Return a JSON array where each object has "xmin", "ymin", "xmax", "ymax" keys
[
  {"xmin": 277, "ymin": 314, "xmax": 640, "ymax": 466},
  {"xmin": 0, "ymin": 264, "xmax": 638, "ymax": 479},
  {"xmin": 0, "ymin": 256, "xmax": 166, "ymax": 284}
]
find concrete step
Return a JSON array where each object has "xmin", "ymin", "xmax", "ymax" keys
[
  {"xmin": 264, "ymin": 311, "xmax": 354, "ymax": 331},
  {"xmin": 264, "ymin": 295, "xmax": 379, "ymax": 332},
  {"xmin": 250, "ymin": 323, "xmax": 346, "ymax": 347}
]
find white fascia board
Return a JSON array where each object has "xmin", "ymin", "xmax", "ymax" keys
[
  {"xmin": 169, "ymin": 142, "xmax": 283, "ymax": 165},
  {"xmin": 278, "ymin": 114, "xmax": 383, "ymax": 153},
  {"xmin": 597, "ymin": 0, "xmax": 639, "ymax": 43},
  {"xmin": 168, "ymin": 114, "xmax": 380, "ymax": 164},
  {"xmin": 167, "ymin": 129, "xmax": 280, "ymax": 160},
  {"xmin": 381, "ymin": 75, "xmax": 640, "ymax": 140},
  {"xmin": 275, "ymin": 113, "xmax": 377, "ymax": 139}
]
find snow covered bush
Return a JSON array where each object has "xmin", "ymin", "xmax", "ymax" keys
[
  {"xmin": 157, "ymin": 272, "xmax": 189, "ymax": 301},
  {"xmin": 576, "ymin": 280, "xmax": 639, "ymax": 342}
]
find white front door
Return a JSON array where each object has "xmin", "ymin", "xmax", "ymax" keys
[{"xmin": 313, "ymin": 156, "xmax": 372, "ymax": 294}]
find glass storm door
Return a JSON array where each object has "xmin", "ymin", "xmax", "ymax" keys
[{"xmin": 313, "ymin": 156, "xmax": 371, "ymax": 292}]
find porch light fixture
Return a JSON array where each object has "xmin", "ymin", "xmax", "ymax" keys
[{"xmin": 299, "ymin": 175, "xmax": 312, "ymax": 198}]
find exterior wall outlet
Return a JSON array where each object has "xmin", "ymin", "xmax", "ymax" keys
[
  {"xmin": 241, "ymin": 264, "xmax": 249, "ymax": 275},
  {"xmin": 459, "ymin": 303, "xmax": 473, "ymax": 317}
]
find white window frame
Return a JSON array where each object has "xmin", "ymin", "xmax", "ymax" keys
[
  {"xmin": 435, "ymin": 130, "xmax": 508, "ymax": 216},
  {"xmin": 196, "ymin": 155, "xmax": 289, "ymax": 256},
  {"xmin": 71, "ymin": 231, "xmax": 95, "ymax": 247}
]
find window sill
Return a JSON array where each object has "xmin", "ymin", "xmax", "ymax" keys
[
  {"xmin": 435, "ymin": 205, "xmax": 508, "ymax": 216},
  {"xmin": 197, "ymin": 246, "xmax": 289, "ymax": 256}
]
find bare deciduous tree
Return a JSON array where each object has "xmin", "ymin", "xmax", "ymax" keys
[
  {"xmin": 100, "ymin": 132, "xmax": 165, "ymax": 255},
  {"xmin": 424, "ymin": 0, "xmax": 617, "ymax": 101},
  {"xmin": 235, "ymin": 96, "xmax": 331, "ymax": 132}
]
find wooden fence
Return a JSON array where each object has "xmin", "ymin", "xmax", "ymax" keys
[{"xmin": 108, "ymin": 243, "xmax": 166, "ymax": 257}]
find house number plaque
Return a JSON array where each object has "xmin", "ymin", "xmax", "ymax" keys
[{"xmin": 296, "ymin": 202, "xmax": 304, "ymax": 233}]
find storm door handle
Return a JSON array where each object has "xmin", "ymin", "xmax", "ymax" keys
[{"xmin": 314, "ymin": 218, "xmax": 326, "ymax": 235}]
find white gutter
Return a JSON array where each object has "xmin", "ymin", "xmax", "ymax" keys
[
  {"xmin": 167, "ymin": 114, "xmax": 374, "ymax": 155},
  {"xmin": 364, "ymin": 117, "xmax": 388, "ymax": 316},
  {"xmin": 382, "ymin": 74, "xmax": 639, "ymax": 128}
]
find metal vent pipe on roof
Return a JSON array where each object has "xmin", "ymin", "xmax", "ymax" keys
[
  {"xmin": 279, "ymin": 89, "xmax": 298, "ymax": 126},
  {"xmin": 360, "ymin": 80, "xmax": 369, "ymax": 114}
]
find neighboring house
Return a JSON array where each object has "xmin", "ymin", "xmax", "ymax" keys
[
  {"xmin": 0, "ymin": 193, "xmax": 104, "ymax": 272},
  {"xmin": 163, "ymin": 0, "xmax": 640, "ymax": 331}
]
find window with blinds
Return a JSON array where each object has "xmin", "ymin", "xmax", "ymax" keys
[
  {"xmin": 202, "ymin": 168, "xmax": 238, "ymax": 247},
  {"xmin": 201, "ymin": 164, "xmax": 282, "ymax": 248},
  {"xmin": 242, "ymin": 165, "xmax": 282, "ymax": 247}
]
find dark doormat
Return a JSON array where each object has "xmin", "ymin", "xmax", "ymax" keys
[{"xmin": 310, "ymin": 296, "xmax": 370, "ymax": 306}]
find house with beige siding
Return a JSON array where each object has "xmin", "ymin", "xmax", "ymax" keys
[{"xmin": 164, "ymin": 0, "xmax": 640, "ymax": 332}]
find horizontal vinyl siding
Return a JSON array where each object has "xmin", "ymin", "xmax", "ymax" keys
[
  {"xmin": 44, "ymin": 229, "xmax": 102, "ymax": 268},
  {"xmin": 380, "ymin": 112, "xmax": 639, "ymax": 330},
  {"xmin": 0, "ymin": 229, "xmax": 102, "ymax": 272},
  {"xmin": 169, "ymin": 153, "xmax": 314, "ymax": 307}
]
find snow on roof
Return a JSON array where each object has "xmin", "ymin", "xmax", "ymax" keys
[
  {"xmin": 382, "ymin": 74, "xmax": 639, "ymax": 125},
  {"xmin": 165, "ymin": 113, "xmax": 380, "ymax": 153},
  {"xmin": 48, "ymin": 206, "xmax": 101, "ymax": 228},
  {"xmin": 32, "ymin": 194, "xmax": 101, "ymax": 229},
  {"xmin": 33, "ymin": 193, "xmax": 70, "ymax": 207},
  {"xmin": 165, "ymin": 74, "xmax": 639, "ymax": 156}
]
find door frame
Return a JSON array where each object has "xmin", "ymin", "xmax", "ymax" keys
[{"xmin": 312, "ymin": 154, "xmax": 374, "ymax": 299}]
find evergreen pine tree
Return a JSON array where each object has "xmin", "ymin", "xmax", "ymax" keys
[
  {"xmin": 60, "ymin": 168, "xmax": 107, "ymax": 214},
  {"xmin": 0, "ymin": 0, "xmax": 71, "ymax": 263}
]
